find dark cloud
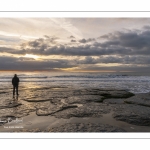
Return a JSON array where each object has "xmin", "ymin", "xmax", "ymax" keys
[
  {"xmin": 22, "ymin": 36, "xmax": 58, "ymax": 49},
  {"xmin": 79, "ymin": 39, "xmax": 86, "ymax": 43},
  {"xmin": 79, "ymin": 38, "xmax": 95, "ymax": 43},
  {"xmin": 99, "ymin": 28, "xmax": 150, "ymax": 50},
  {"xmin": 71, "ymin": 39, "xmax": 76, "ymax": 42},
  {"xmin": 1, "ymin": 54, "xmax": 150, "ymax": 71},
  {"xmin": 28, "ymin": 40, "xmax": 41, "ymax": 47},
  {"xmin": 98, "ymin": 33, "xmax": 112, "ymax": 39},
  {"xmin": 79, "ymin": 56, "xmax": 150, "ymax": 65},
  {"xmin": 77, "ymin": 64, "xmax": 150, "ymax": 73},
  {"xmin": 70, "ymin": 35, "xmax": 75, "ymax": 38},
  {"xmin": 0, "ymin": 56, "xmax": 75, "ymax": 71},
  {"xmin": 24, "ymin": 44, "xmax": 132, "ymax": 56},
  {"xmin": 0, "ymin": 47, "xmax": 26, "ymax": 55}
]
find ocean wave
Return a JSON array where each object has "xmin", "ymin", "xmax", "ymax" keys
[
  {"xmin": 0, "ymin": 76, "xmax": 48, "ymax": 79},
  {"xmin": 52, "ymin": 74, "xmax": 128, "ymax": 78}
]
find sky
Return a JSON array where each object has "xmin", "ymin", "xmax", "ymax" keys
[{"xmin": 0, "ymin": 18, "xmax": 150, "ymax": 72}]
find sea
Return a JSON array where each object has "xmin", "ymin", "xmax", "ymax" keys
[{"xmin": 0, "ymin": 71, "xmax": 150, "ymax": 94}]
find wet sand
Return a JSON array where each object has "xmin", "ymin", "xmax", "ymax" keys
[{"xmin": 0, "ymin": 85, "xmax": 150, "ymax": 132}]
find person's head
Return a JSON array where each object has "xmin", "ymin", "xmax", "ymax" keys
[{"xmin": 14, "ymin": 74, "xmax": 17, "ymax": 77}]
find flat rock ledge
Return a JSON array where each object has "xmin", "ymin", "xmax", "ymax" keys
[
  {"xmin": 112, "ymin": 104, "xmax": 150, "ymax": 126},
  {"xmin": 36, "ymin": 103, "xmax": 111, "ymax": 119},
  {"xmin": 124, "ymin": 93, "xmax": 150, "ymax": 107},
  {"xmin": 0, "ymin": 102, "xmax": 22, "ymax": 109}
]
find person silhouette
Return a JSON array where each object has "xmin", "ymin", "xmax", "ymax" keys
[{"xmin": 12, "ymin": 74, "xmax": 20, "ymax": 96}]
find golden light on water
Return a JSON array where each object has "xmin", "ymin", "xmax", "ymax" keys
[{"xmin": 24, "ymin": 54, "xmax": 39, "ymax": 59}]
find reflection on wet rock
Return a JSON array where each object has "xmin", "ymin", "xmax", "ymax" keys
[{"xmin": 51, "ymin": 103, "xmax": 111, "ymax": 119}]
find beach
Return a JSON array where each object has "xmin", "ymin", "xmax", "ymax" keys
[{"xmin": 0, "ymin": 72, "xmax": 150, "ymax": 132}]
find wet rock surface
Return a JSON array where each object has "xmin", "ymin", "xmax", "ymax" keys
[
  {"xmin": 124, "ymin": 93, "xmax": 150, "ymax": 107},
  {"xmin": 112, "ymin": 104, "xmax": 150, "ymax": 126},
  {"xmin": 0, "ymin": 102, "xmax": 22, "ymax": 109},
  {"xmin": 47, "ymin": 123, "xmax": 126, "ymax": 132},
  {"xmin": 36, "ymin": 104, "xmax": 78, "ymax": 116},
  {"xmin": 104, "ymin": 98, "xmax": 125, "ymax": 104},
  {"xmin": 0, "ymin": 86, "xmax": 150, "ymax": 131},
  {"xmin": 64, "ymin": 95, "xmax": 103, "ymax": 104},
  {"xmin": 51, "ymin": 103, "xmax": 111, "ymax": 119},
  {"xmin": 0, "ymin": 104, "xmax": 36, "ymax": 119}
]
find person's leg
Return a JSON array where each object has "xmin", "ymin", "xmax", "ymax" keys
[
  {"xmin": 13, "ymin": 85, "xmax": 15, "ymax": 95},
  {"xmin": 16, "ymin": 85, "xmax": 18, "ymax": 95}
]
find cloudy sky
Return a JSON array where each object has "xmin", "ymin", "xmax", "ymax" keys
[{"xmin": 1, "ymin": 18, "xmax": 150, "ymax": 72}]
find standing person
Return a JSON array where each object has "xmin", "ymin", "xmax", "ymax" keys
[{"xmin": 12, "ymin": 74, "xmax": 20, "ymax": 96}]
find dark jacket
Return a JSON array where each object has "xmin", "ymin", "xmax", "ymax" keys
[{"xmin": 12, "ymin": 76, "xmax": 19, "ymax": 86}]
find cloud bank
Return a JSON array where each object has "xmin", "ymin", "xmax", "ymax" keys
[{"xmin": 0, "ymin": 20, "xmax": 150, "ymax": 72}]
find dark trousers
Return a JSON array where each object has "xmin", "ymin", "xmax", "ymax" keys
[{"xmin": 13, "ymin": 85, "xmax": 18, "ymax": 95}]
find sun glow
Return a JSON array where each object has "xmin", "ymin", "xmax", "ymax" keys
[{"xmin": 24, "ymin": 54, "xmax": 39, "ymax": 59}]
